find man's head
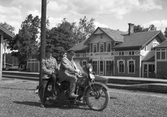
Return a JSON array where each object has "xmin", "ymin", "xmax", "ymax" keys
[
  {"xmin": 67, "ymin": 50, "xmax": 76, "ymax": 60},
  {"xmin": 45, "ymin": 48, "xmax": 53, "ymax": 58}
]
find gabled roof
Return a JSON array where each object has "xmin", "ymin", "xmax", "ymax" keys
[
  {"xmin": 69, "ymin": 39, "xmax": 88, "ymax": 52},
  {"xmin": 84, "ymin": 27, "xmax": 126, "ymax": 44},
  {"xmin": 114, "ymin": 31, "xmax": 164, "ymax": 49},
  {"xmin": 154, "ymin": 40, "xmax": 167, "ymax": 48},
  {"xmin": 100, "ymin": 27, "xmax": 127, "ymax": 42},
  {"xmin": 0, "ymin": 25, "xmax": 15, "ymax": 39}
]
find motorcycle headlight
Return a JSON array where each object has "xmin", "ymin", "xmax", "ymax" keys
[
  {"xmin": 89, "ymin": 67, "xmax": 92, "ymax": 72},
  {"xmin": 86, "ymin": 63, "xmax": 93, "ymax": 72}
]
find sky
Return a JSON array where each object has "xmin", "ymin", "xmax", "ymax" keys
[{"xmin": 0, "ymin": 0, "xmax": 167, "ymax": 34}]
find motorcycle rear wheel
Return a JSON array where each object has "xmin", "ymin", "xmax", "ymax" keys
[
  {"xmin": 85, "ymin": 83, "xmax": 110, "ymax": 111},
  {"xmin": 38, "ymin": 81, "xmax": 58, "ymax": 106}
]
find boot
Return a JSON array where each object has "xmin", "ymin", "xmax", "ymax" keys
[{"xmin": 69, "ymin": 82, "xmax": 78, "ymax": 98}]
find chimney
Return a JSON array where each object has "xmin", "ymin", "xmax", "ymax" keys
[{"xmin": 128, "ymin": 23, "xmax": 134, "ymax": 35}]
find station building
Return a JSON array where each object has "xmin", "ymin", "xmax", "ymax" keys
[{"xmin": 70, "ymin": 23, "xmax": 167, "ymax": 78}]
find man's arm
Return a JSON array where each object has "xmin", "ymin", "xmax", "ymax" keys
[
  {"xmin": 42, "ymin": 59, "xmax": 53, "ymax": 75},
  {"xmin": 61, "ymin": 58, "xmax": 78, "ymax": 73}
]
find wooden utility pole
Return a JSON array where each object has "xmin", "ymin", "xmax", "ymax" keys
[{"xmin": 39, "ymin": 0, "xmax": 47, "ymax": 85}]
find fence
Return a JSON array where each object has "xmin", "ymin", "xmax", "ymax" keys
[{"xmin": 27, "ymin": 59, "xmax": 40, "ymax": 72}]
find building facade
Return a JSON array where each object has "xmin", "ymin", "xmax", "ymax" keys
[
  {"xmin": 154, "ymin": 40, "xmax": 167, "ymax": 78},
  {"xmin": 71, "ymin": 23, "xmax": 167, "ymax": 78}
]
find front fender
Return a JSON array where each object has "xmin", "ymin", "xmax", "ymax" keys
[{"xmin": 94, "ymin": 75, "xmax": 109, "ymax": 85}]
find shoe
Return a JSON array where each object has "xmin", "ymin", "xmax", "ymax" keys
[
  {"xmin": 44, "ymin": 101, "xmax": 53, "ymax": 106},
  {"xmin": 69, "ymin": 93, "xmax": 78, "ymax": 98}
]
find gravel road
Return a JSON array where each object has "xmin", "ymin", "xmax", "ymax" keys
[{"xmin": 1, "ymin": 79, "xmax": 167, "ymax": 117}]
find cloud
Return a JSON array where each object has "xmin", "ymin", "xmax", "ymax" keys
[
  {"xmin": 27, "ymin": 10, "xmax": 41, "ymax": 17},
  {"xmin": 137, "ymin": 0, "xmax": 162, "ymax": 11},
  {"xmin": 47, "ymin": 0, "xmax": 162, "ymax": 19},
  {"xmin": 48, "ymin": 17, "xmax": 63, "ymax": 28},
  {"xmin": 143, "ymin": 20, "xmax": 167, "ymax": 32},
  {"xmin": 11, "ymin": 0, "xmax": 40, "ymax": 8},
  {"xmin": 0, "ymin": 5, "xmax": 22, "ymax": 34},
  {"xmin": 94, "ymin": 22, "xmax": 109, "ymax": 28}
]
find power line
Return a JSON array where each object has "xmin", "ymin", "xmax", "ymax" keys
[{"xmin": 147, "ymin": 11, "xmax": 163, "ymax": 30}]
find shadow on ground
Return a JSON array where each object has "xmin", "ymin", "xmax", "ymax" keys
[{"xmin": 13, "ymin": 100, "xmax": 91, "ymax": 110}]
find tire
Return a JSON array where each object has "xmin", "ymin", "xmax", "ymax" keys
[
  {"xmin": 85, "ymin": 83, "xmax": 110, "ymax": 111},
  {"xmin": 38, "ymin": 81, "xmax": 55, "ymax": 106}
]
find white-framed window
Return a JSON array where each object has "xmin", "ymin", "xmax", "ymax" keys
[
  {"xmin": 161, "ymin": 49, "xmax": 165, "ymax": 59},
  {"xmin": 156, "ymin": 49, "xmax": 160, "ymax": 60},
  {"xmin": 100, "ymin": 43, "xmax": 104, "ymax": 52},
  {"xmin": 82, "ymin": 60, "xmax": 87, "ymax": 67},
  {"xmin": 117, "ymin": 59, "xmax": 125, "ymax": 73},
  {"xmin": 156, "ymin": 49, "xmax": 167, "ymax": 60},
  {"xmin": 107, "ymin": 43, "xmax": 111, "ymax": 52},
  {"xmin": 93, "ymin": 44, "xmax": 97, "ymax": 52},
  {"xmin": 100, "ymin": 61, "xmax": 103, "ymax": 72},
  {"xmin": 92, "ymin": 61, "xmax": 97, "ymax": 74},
  {"xmin": 127, "ymin": 59, "xmax": 135, "ymax": 74}
]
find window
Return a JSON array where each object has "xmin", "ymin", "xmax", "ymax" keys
[
  {"xmin": 100, "ymin": 61, "xmax": 103, "ymax": 72},
  {"xmin": 107, "ymin": 43, "xmax": 111, "ymax": 52},
  {"xmin": 90, "ymin": 44, "xmax": 93, "ymax": 52},
  {"xmin": 156, "ymin": 51, "xmax": 160, "ymax": 60},
  {"xmin": 104, "ymin": 42, "xmax": 106, "ymax": 52},
  {"xmin": 97, "ymin": 43, "xmax": 99, "ymax": 52},
  {"xmin": 122, "ymin": 52, "xmax": 124, "ymax": 55},
  {"xmin": 119, "ymin": 52, "xmax": 122, "ymax": 55},
  {"xmin": 129, "ymin": 51, "xmax": 131, "ymax": 55},
  {"xmin": 161, "ymin": 49, "xmax": 165, "ymax": 59},
  {"xmin": 128, "ymin": 60, "xmax": 135, "ymax": 74},
  {"xmin": 117, "ymin": 60, "xmax": 125, "ymax": 73},
  {"xmin": 92, "ymin": 61, "xmax": 97, "ymax": 74},
  {"xmin": 100, "ymin": 43, "xmax": 104, "ymax": 52},
  {"xmin": 93, "ymin": 44, "xmax": 96, "ymax": 52},
  {"xmin": 82, "ymin": 60, "xmax": 87, "ymax": 67}
]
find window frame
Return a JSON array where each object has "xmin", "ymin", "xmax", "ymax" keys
[
  {"xmin": 82, "ymin": 60, "xmax": 87, "ymax": 67},
  {"xmin": 100, "ymin": 43, "xmax": 104, "ymax": 52},
  {"xmin": 117, "ymin": 59, "xmax": 125, "ymax": 73},
  {"xmin": 107, "ymin": 43, "xmax": 111, "ymax": 52},
  {"xmin": 127, "ymin": 59, "xmax": 135, "ymax": 74}
]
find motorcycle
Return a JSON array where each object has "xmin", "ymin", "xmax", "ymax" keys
[{"xmin": 38, "ymin": 63, "xmax": 110, "ymax": 111}]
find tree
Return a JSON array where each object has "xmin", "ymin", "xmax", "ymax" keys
[
  {"xmin": 46, "ymin": 19, "xmax": 75, "ymax": 60},
  {"xmin": 8, "ymin": 14, "xmax": 40, "ymax": 70},
  {"xmin": 73, "ymin": 16, "xmax": 95, "ymax": 43},
  {"xmin": 134, "ymin": 24, "xmax": 157, "ymax": 33},
  {"xmin": 134, "ymin": 25, "xmax": 143, "ymax": 33},
  {"xmin": 46, "ymin": 16, "xmax": 96, "ymax": 59}
]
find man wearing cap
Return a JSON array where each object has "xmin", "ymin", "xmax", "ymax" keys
[
  {"xmin": 58, "ymin": 50, "xmax": 80, "ymax": 98},
  {"xmin": 40, "ymin": 48, "xmax": 58, "ymax": 106}
]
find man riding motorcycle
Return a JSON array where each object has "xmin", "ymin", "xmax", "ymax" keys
[
  {"xmin": 58, "ymin": 50, "xmax": 80, "ymax": 98},
  {"xmin": 40, "ymin": 48, "xmax": 58, "ymax": 106}
]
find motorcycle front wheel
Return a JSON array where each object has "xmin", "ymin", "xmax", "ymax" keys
[{"xmin": 85, "ymin": 83, "xmax": 110, "ymax": 111}]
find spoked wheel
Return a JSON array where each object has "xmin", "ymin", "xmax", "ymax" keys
[
  {"xmin": 85, "ymin": 83, "xmax": 110, "ymax": 111},
  {"xmin": 38, "ymin": 81, "xmax": 58, "ymax": 106}
]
